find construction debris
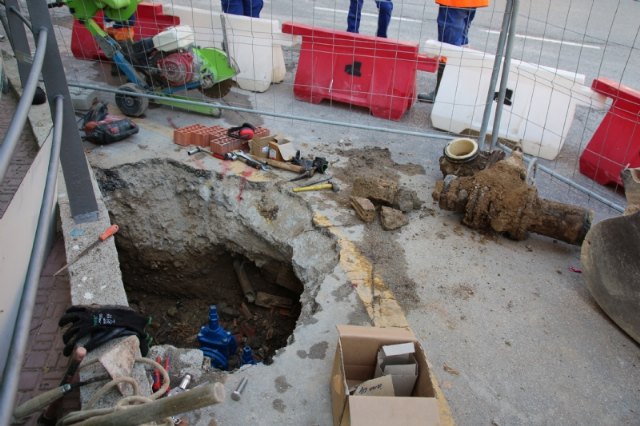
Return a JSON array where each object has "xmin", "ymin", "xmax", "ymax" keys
[
  {"xmin": 352, "ymin": 176, "xmax": 398, "ymax": 205},
  {"xmin": 350, "ymin": 196, "xmax": 377, "ymax": 223},
  {"xmin": 98, "ymin": 335, "xmax": 139, "ymax": 394},
  {"xmin": 432, "ymin": 150, "xmax": 593, "ymax": 244},
  {"xmin": 380, "ymin": 206, "xmax": 409, "ymax": 231},
  {"xmin": 393, "ymin": 188, "xmax": 422, "ymax": 212}
]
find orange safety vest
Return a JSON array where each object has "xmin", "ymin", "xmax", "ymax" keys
[{"xmin": 436, "ymin": 0, "xmax": 489, "ymax": 7}]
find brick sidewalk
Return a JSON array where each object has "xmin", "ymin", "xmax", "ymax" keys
[{"xmin": 15, "ymin": 236, "xmax": 80, "ymax": 425}]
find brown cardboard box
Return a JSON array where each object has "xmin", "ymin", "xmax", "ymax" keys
[
  {"xmin": 249, "ymin": 135, "xmax": 273, "ymax": 158},
  {"xmin": 331, "ymin": 325, "xmax": 441, "ymax": 426},
  {"xmin": 267, "ymin": 135, "xmax": 297, "ymax": 161}
]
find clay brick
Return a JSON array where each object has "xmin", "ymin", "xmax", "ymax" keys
[
  {"xmin": 208, "ymin": 126, "xmax": 271, "ymax": 155},
  {"xmin": 173, "ymin": 124, "xmax": 206, "ymax": 146},
  {"xmin": 194, "ymin": 128, "xmax": 211, "ymax": 147}
]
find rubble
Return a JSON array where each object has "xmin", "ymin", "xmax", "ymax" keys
[
  {"xmin": 352, "ymin": 176, "xmax": 398, "ymax": 205},
  {"xmin": 393, "ymin": 187, "xmax": 422, "ymax": 212},
  {"xmin": 350, "ymin": 196, "xmax": 376, "ymax": 223},
  {"xmin": 380, "ymin": 206, "xmax": 409, "ymax": 231}
]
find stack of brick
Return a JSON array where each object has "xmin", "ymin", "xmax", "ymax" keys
[
  {"xmin": 174, "ymin": 124, "xmax": 207, "ymax": 147},
  {"xmin": 173, "ymin": 124, "xmax": 270, "ymax": 155}
]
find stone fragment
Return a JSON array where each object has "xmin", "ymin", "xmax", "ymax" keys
[
  {"xmin": 380, "ymin": 206, "xmax": 409, "ymax": 231},
  {"xmin": 394, "ymin": 188, "xmax": 421, "ymax": 212},
  {"xmin": 352, "ymin": 177, "xmax": 398, "ymax": 205},
  {"xmin": 350, "ymin": 196, "xmax": 376, "ymax": 223},
  {"xmin": 99, "ymin": 335, "xmax": 139, "ymax": 394}
]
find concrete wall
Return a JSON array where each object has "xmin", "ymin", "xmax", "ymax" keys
[{"xmin": 0, "ymin": 125, "xmax": 54, "ymax": 374}]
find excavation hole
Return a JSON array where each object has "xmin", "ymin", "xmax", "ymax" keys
[
  {"xmin": 95, "ymin": 159, "xmax": 338, "ymax": 370},
  {"xmin": 122, "ymin": 250, "xmax": 302, "ymax": 368}
]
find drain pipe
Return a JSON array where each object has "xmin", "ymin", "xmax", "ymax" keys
[{"xmin": 0, "ymin": 95, "xmax": 63, "ymax": 426}]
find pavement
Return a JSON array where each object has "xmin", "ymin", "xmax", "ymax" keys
[{"xmin": 14, "ymin": 238, "xmax": 81, "ymax": 426}]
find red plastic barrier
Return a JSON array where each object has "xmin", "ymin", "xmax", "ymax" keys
[
  {"xmin": 579, "ymin": 78, "xmax": 640, "ymax": 187},
  {"xmin": 70, "ymin": 2, "xmax": 179, "ymax": 60},
  {"xmin": 281, "ymin": 22, "xmax": 438, "ymax": 121}
]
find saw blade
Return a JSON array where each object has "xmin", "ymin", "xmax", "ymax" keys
[{"xmin": 200, "ymin": 79, "xmax": 234, "ymax": 99}]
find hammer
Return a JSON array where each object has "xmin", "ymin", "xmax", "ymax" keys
[{"xmin": 292, "ymin": 181, "xmax": 339, "ymax": 192}]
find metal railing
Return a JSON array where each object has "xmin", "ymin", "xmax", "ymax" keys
[{"xmin": 0, "ymin": 0, "xmax": 99, "ymax": 423}]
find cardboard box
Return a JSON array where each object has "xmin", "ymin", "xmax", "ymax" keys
[
  {"xmin": 331, "ymin": 325, "xmax": 441, "ymax": 426},
  {"xmin": 374, "ymin": 342, "xmax": 418, "ymax": 397},
  {"xmin": 267, "ymin": 135, "xmax": 297, "ymax": 161},
  {"xmin": 249, "ymin": 135, "xmax": 272, "ymax": 158}
]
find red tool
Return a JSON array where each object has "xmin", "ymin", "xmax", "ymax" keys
[
  {"xmin": 153, "ymin": 356, "xmax": 170, "ymax": 393},
  {"xmin": 54, "ymin": 224, "xmax": 119, "ymax": 276}
]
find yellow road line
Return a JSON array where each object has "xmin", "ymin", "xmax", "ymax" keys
[{"xmin": 313, "ymin": 213, "xmax": 455, "ymax": 425}]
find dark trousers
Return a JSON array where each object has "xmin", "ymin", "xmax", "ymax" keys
[
  {"xmin": 437, "ymin": 6, "xmax": 477, "ymax": 46},
  {"xmin": 347, "ymin": 0, "xmax": 393, "ymax": 38},
  {"xmin": 221, "ymin": 0, "xmax": 263, "ymax": 18}
]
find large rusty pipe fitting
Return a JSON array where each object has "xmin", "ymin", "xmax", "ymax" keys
[{"xmin": 433, "ymin": 153, "xmax": 593, "ymax": 245}]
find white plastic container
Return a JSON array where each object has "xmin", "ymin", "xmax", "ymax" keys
[
  {"xmin": 423, "ymin": 41, "xmax": 607, "ymax": 160},
  {"xmin": 165, "ymin": 5, "xmax": 300, "ymax": 92},
  {"xmin": 152, "ymin": 25, "xmax": 195, "ymax": 52}
]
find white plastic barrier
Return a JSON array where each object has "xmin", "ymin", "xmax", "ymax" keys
[
  {"xmin": 423, "ymin": 41, "xmax": 607, "ymax": 160},
  {"xmin": 165, "ymin": 4, "xmax": 300, "ymax": 92}
]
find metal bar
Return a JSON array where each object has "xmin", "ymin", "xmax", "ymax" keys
[
  {"xmin": 498, "ymin": 143, "xmax": 624, "ymax": 213},
  {"xmin": 0, "ymin": 27, "xmax": 47, "ymax": 183},
  {"xmin": 477, "ymin": 0, "xmax": 513, "ymax": 148},
  {"xmin": 490, "ymin": 0, "xmax": 520, "ymax": 150},
  {"xmin": 3, "ymin": 0, "xmax": 33, "ymax": 87},
  {"xmin": 67, "ymin": 82, "xmax": 455, "ymax": 141},
  {"xmin": 27, "ymin": 0, "xmax": 98, "ymax": 223},
  {"xmin": 0, "ymin": 95, "xmax": 64, "ymax": 426}
]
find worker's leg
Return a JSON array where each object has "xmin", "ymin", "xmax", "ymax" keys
[
  {"xmin": 419, "ymin": 6, "xmax": 475, "ymax": 103},
  {"xmin": 437, "ymin": 6, "xmax": 474, "ymax": 46},
  {"xmin": 347, "ymin": 0, "xmax": 364, "ymax": 33},
  {"xmin": 242, "ymin": 0, "xmax": 263, "ymax": 17},
  {"xmin": 375, "ymin": 0, "xmax": 393, "ymax": 38},
  {"xmin": 221, "ymin": 0, "xmax": 244, "ymax": 15}
]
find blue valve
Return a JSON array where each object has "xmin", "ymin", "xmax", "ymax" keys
[
  {"xmin": 201, "ymin": 347, "xmax": 229, "ymax": 370},
  {"xmin": 198, "ymin": 305, "xmax": 237, "ymax": 370},
  {"xmin": 241, "ymin": 345, "xmax": 257, "ymax": 366}
]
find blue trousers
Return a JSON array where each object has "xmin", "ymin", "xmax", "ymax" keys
[
  {"xmin": 221, "ymin": 0, "xmax": 263, "ymax": 18},
  {"xmin": 437, "ymin": 6, "xmax": 476, "ymax": 46},
  {"xmin": 347, "ymin": 0, "xmax": 393, "ymax": 38}
]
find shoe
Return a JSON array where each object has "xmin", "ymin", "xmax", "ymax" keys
[{"xmin": 418, "ymin": 91, "xmax": 436, "ymax": 103}]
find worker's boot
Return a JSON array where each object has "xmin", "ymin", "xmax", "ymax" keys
[{"xmin": 418, "ymin": 61, "xmax": 446, "ymax": 103}]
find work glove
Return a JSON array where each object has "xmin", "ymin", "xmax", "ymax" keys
[{"xmin": 59, "ymin": 305, "xmax": 150, "ymax": 356}]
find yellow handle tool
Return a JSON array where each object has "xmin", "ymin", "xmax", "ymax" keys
[{"xmin": 292, "ymin": 183, "xmax": 334, "ymax": 192}]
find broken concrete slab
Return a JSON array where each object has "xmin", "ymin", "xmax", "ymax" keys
[
  {"xmin": 393, "ymin": 188, "xmax": 422, "ymax": 213},
  {"xmin": 99, "ymin": 335, "xmax": 138, "ymax": 394},
  {"xmin": 380, "ymin": 206, "xmax": 409, "ymax": 231},
  {"xmin": 351, "ymin": 196, "xmax": 376, "ymax": 223},
  {"xmin": 352, "ymin": 177, "xmax": 398, "ymax": 205}
]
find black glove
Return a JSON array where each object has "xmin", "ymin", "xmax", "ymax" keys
[{"xmin": 59, "ymin": 305, "xmax": 150, "ymax": 356}]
